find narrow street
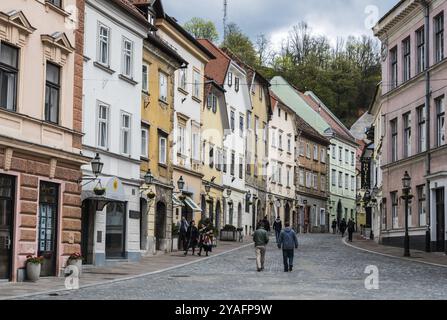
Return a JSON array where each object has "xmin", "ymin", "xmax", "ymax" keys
[{"xmin": 22, "ymin": 234, "xmax": 447, "ymax": 300}]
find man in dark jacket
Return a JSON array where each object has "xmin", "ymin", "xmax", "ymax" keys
[
  {"xmin": 273, "ymin": 217, "xmax": 282, "ymax": 243},
  {"xmin": 253, "ymin": 223, "xmax": 269, "ymax": 272},
  {"xmin": 347, "ymin": 219, "xmax": 355, "ymax": 242},
  {"xmin": 184, "ymin": 220, "xmax": 199, "ymax": 256},
  {"xmin": 278, "ymin": 222, "xmax": 299, "ymax": 272},
  {"xmin": 339, "ymin": 218, "xmax": 347, "ymax": 237},
  {"xmin": 262, "ymin": 216, "xmax": 271, "ymax": 232},
  {"xmin": 178, "ymin": 216, "xmax": 189, "ymax": 251}
]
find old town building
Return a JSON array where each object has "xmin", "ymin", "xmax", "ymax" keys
[{"xmin": 0, "ymin": 0, "xmax": 88, "ymax": 281}]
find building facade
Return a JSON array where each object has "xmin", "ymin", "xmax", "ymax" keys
[
  {"xmin": 0, "ymin": 0, "xmax": 88, "ymax": 281},
  {"xmin": 374, "ymin": 0, "xmax": 447, "ymax": 252},
  {"xmin": 81, "ymin": 0, "xmax": 149, "ymax": 265}
]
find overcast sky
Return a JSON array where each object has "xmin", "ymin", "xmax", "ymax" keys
[{"xmin": 163, "ymin": 0, "xmax": 397, "ymax": 48}]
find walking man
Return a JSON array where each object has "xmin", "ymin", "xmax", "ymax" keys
[
  {"xmin": 262, "ymin": 216, "xmax": 271, "ymax": 233},
  {"xmin": 339, "ymin": 218, "xmax": 347, "ymax": 237},
  {"xmin": 347, "ymin": 219, "xmax": 355, "ymax": 242},
  {"xmin": 253, "ymin": 223, "xmax": 269, "ymax": 272},
  {"xmin": 273, "ymin": 216, "xmax": 282, "ymax": 243},
  {"xmin": 331, "ymin": 220, "xmax": 337, "ymax": 234},
  {"xmin": 178, "ymin": 216, "xmax": 189, "ymax": 251},
  {"xmin": 278, "ymin": 222, "xmax": 299, "ymax": 272}
]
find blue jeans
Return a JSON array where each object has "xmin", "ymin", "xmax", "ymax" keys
[
  {"xmin": 275, "ymin": 230, "xmax": 281, "ymax": 243},
  {"xmin": 282, "ymin": 249, "xmax": 294, "ymax": 271}
]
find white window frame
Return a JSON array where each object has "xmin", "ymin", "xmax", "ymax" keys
[
  {"xmin": 192, "ymin": 132, "xmax": 200, "ymax": 161},
  {"xmin": 122, "ymin": 37, "xmax": 133, "ymax": 78},
  {"xmin": 120, "ymin": 112, "xmax": 131, "ymax": 155},
  {"xmin": 159, "ymin": 72, "xmax": 168, "ymax": 103},
  {"xmin": 159, "ymin": 136, "xmax": 167, "ymax": 164},
  {"xmin": 142, "ymin": 63, "xmax": 149, "ymax": 93},
  {"xmin": 193, "ymin": 70, "xmax": 201, "ymax": 99},
  {"xmin": 179, "ymin": 68, "xmax": 187, "ymax": 91},
  {"xmin": 177, "ymin": 125, "xmax": 186, "ymax": 156},
  {"xmin": 98, "ymin": 23, "xmax": 110, "ymax": 66},
  {"xmin": 97, "ymin": 102, "xmax": 109, "ymax": 149},
  {"xmin": 141, "ymin": 127, "xmax": 149, "ymax": 158}
]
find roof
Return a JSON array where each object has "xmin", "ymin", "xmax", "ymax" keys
[
  {"xmin": 111, "ymin": 0, "xmax": 151, "ymax": 28},
  {"xmin": 146, "ymin": 33, "xmax": 188, "ymax": 67},
  {"xmin": 197, "ymin": 39, "xmax": 231, "ymax": 87},
  {"xmin": 350, "ymin": 111, "xmax": 374, "ymax": 141},
  {"xmin": 270, "ymin": 76, "xmax": 330, "ymax": 135}
]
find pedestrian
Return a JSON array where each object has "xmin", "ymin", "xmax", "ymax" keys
[
  {"xmin": 198, "ymin": 222, "xmax": 213, "ymax": 256},
  {"xmin": 184, "ymin": 220, "xmax": 199, "ymax": 256},
  {"xmin": 347, "ymin": 219, "xmax": 355, "ymax": 242},
  {"xmin": 277, "ymin": 222, "xmax": 299, "ymax": 272},
  {"xmin": 179, "ymin": 216, "xmax": 189, "ymax": 251},
  {"xmin": 253, "ymin": 222, "xmax": 269, "ymax": 272},
  {"xmin": 262, "ymin": 216, "xmax": 271, "ymax": 232},
  {"xmin": 339, "ymin": 218, "xmax": 347, "ymax": 238},
  {"xmin": 273, "ymin": 216, "xmax": 282, "ymax": 243},
  {"xmin": 331, "ymin": 220, "xmax": 337, "ymax": 234}
]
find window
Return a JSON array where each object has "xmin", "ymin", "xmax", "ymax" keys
[
  {"xmin": 259, "ymin": 85, "xmax": 263, "ymax": 101},
  {"xmin": 272, "ymin": 130, "xmax": 277, "ymax": 148},
  {"xmin": 239, "ymin": 156, "xmax": 243, "ymax": 179},
  {"xmin": 141, "ymin": 127, "xmax": 148, "ymax": 158},
  {"xmin": 285, "ymin": 112, "xmax": 288, "ymax": 121},
  {"xmin": 287, "ymin": 136, "xmax": 291, "ymax": 153},
  {"xmin": 177, "ymin": 125, "xmax": 186, "ymax": 155},
  {"xmin": 278, "ymin": 164, "xmax": 282, "ymax": 185},
  {"xmin": 299, "ymin": 140, "xmax": 305, "ymax": 156},
  {"xmin": 351, "ymin": 152, "xmax": 355, "ymax": 166},
  {"xmin": 209, "ymin": 145, "xmax": 214, "ymax": 168},
  {"xmin": 230, "ymin": 110, "xmax": 235, "ymax": 131},
  {"xmin": 193, "ymin": 70, "xmax": 201, "ymax": 99},
  {"xmin": 390, "ymin": 46, "xmax": 398, "ymax": 89},
  {"xmin": 331, "ymin": 170, "xmax": 336, "ymax": 187},
  {"xmin": 97, "ymin": 103, "xmax": 109, "ymax": 148},
  {"xmin": 192, "ymin": 133, "xmax": 200, "ymax": 161},
  {"xmin": 0, "ymin": 42, "xmax": 19, "ymax": 111},
  {"xmin": 435, "ymin": 12, "xmax": 444, "ymax": 63},
  {"xmin": 331, "ymin": 145, "xmax": 336, "ymax": 159},
  {"xmin": 391, "ymin": 192, "xmax": 398, "ymax": 229},
  {"xmin": 417, "ymin": 105, "xmax": 427, "ymax": 153},
  {"xmin": 403, "ymin": 112, "xmax": 412, "ymax": 158},
  {"xmin": 345, "ymin": 174, "xmax": 349, "ymax": 190},
  {"xmin": 122, "ymin": 38, "xmax": 133, "ymax": 77},
  {"xmin": 142, "ymin": 64, "xmax": 149, "ymax": 93},
  {"xmin": 299, "ymin": 169, "xmax": 305, "ymax": 186},
  {"xmin": 223, "ymin": 149, "xmax": 227, "ymax": 173},
  {"xmin": 206, "ymin": 94, "xmax": 217, "ymax": 113},
  {"xmin": 230, "ymin": 152, "xmax": 235, "ymax": 176},
  {"xmin": 314, "ymin": 145, "xmax": 318, "ymax": 161},
  {"xmin": 320, "ymin": 209, "xmax": 326, "ymax": 226},
  {"xmin": 345, "ymin": 149, "xmax": 349, "ymax": 164},
  {"xmin": 391, "ymin": 118, "xmax": 398, "ymax": 162},
  {"xmin": 339, "ymin": 147, "xmax": 343, "ymax": 163},
  {"xmin": 307, "ymin": 143, "xmax": 311, "ymax": 159},
  {"xmin": 417, "ymin": 185, "xmax": 426, "ymax": 226},
  {"xmin": 351, "ymin": 176, "xmax": 355, "ymax": 191},
  {"xmin": 314, "ymin": 174, "xmax": 318, "ymax": 190},
  {"xmin": 98, "ymin": 24, "xmax": 110, "ymax": 65},
  {"xmin": 321, "ymin": 175, "xmax": 326, "ymax": 192},
  {"xmin": 416, "ymin": 27, "xmax": 425, "ymax": 74},
  {"xmin": 45, "ymin": 62, "xmax": 60, "ymax": 124},
  {"xmin": 402, "ymin": 37, "xmax": 411, "ymax": 82},
  {"xmin": 436, "ymin": 96, "xmax": 445, "ymax": 146},
  {"xmin": 216, "ymin": 148, "xmax": 222, "ymax": 171},
  {"xmin": 278, "ymin": 131, "xmax": 283, "ymax": 150},
  {"xmin": 239, "ymin": 115, "xmax": 244, "ymax": 137},
  {"xmin": 246, "ymin": 111, "xmax": 252, "ymax": 130},
  {"xmin": 321, "ymin": 148, "xmax": 326, "ymax": 163},
  {"xmin": 278, "ymin": 107, "xmax": 281, "ymax": 118},
  {"xmin": 286, "ymin": 166, "xmax": 291, "ymax": 187},
  {"xmin": 159, "ymin": 72, "xmax": 168, "ymax": 102},
  {"xmin": 47, "ymin": 0, "xmax": 62, "ymax": 7},
  {"xmin": 227, "ymin": 72, "xmax": 233, "ymax": 87},
  {"xmin": 159, "ymin": 136, "xmax": 167, "ymax": 164},
  {"xmin": 120, "ymin": 113, "xmax": 131, "ymax": 155},
  {"xmin": 338, "ymin": 172, "xmax": 343, "ymax": 188},
  {"xmin": 254, "ymin": 116, "xmax": 259, "ymax": 137},
  {"xmin": 235, "ymin": 77, "xmax": 240, "ymax": 92},
  {"xmin": 179, "ymin": 68, "xmax": 187, "ymax": 91},
  {"xmin": 306, "ymin": 171, "xmax": 311, "ymax": 188}
]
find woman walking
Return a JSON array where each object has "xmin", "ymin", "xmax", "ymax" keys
[
  {"xmin": 184, "ymin": 220, "xmax": 199, "ymax": 256},
  {"xmin": 198, "ymin": 222, "xmax": 213, "ymax": 256}
]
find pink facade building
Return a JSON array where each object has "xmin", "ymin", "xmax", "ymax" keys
[{"xmin": 374, "ymin": 0, "xmax": 447, "ymax": 252}]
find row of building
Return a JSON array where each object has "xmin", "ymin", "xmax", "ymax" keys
[
  {"xmin": 353, "ymin": 0, "xmax": 447, "ymax": 254},
  {"xmin": 0, "ymin": 0, "xmax": 357, "ymax": 282}
]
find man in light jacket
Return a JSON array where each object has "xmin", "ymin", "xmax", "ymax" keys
[
  {"xmin": 253, "ymin": 223, "xmax": 269, "ymax": 272},
  {"xmin": 278, "ymin": 222, "xmax": 299, "ymax": 272}
]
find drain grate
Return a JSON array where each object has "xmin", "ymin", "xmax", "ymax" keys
[
  {"xmin": 48, "ymin": 293, "xmax": 60, "ymax": 297},
  {"xmin": 170, "ymin": 275, "xmax": 190, "ymax": 278}
]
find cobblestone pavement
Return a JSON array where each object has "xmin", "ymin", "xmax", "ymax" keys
[{"xmin": 22, "ymin": 234, "xmax": 447, "ymax": 300}]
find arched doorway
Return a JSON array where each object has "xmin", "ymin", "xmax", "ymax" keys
[
  {"xmin": 215, "ymin": 200, "xmax": 221, "ymax": 230},
  {"xmin": 140, "ymin": 198, "xmax": 148, "ymax": 250},
  {"xmin": 285, "ymin": 202, "xmax": 291, "ymax": 224},
  {"xmin": 237, "ymin": 202, "xmax": 242, "ymax": 229},
  {"xmin": 155, "ymin": 202, "xmax": 166, "ymax": 251}
]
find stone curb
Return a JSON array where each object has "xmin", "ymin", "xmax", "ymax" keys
[
  {"xmin": 343, "ymin": 237, "xmax": 447, "ymax": 269},
  {"xmin": 2, "ymin": 243, "xmax": 254, "ymax": 300}
]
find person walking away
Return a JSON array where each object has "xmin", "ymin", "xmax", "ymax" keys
[
  {"xmin": 253, "ymin": 223, "xmax": 269, "ymax": 272},
  {"xmin": 184, "ymin": 220, "xmax": 199, "ymax": 256},
  {"xmin": 347, "ymin": 219, "xmax": 355, "ymax": 242},
  {"xmin": 273, "ymin": 217, "xmax": 282, "ymax": 243},
  {"xmin": 198, "ymin": 223, "xmax": 213, "ymax": 256},
  {"xmin": 262, "ymin": 216, "xmax": 271, "ymax": 233},
  {"xmin": 339, "ymin": 218, "xmax": 347, "ymax": 238},
  {"xmin": 331, "ymin": 220, "xmax": 337, "ymax": 234},
  {"xmin": 277, "ymin": 222, "xmax": 299, "ymax": 272},
  {"xmin": 179, "ymin": 216, "xmax": 189, "ymax": 251}
]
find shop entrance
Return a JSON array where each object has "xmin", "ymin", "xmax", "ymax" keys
[
  {"xmin": 105, "ymin": 202, "xmax": 126, "ymax": 259},
  {"xmin": 0, "ymin": 175, "xmax": 14, "ymax": 280}
]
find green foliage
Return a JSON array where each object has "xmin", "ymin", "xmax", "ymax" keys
[
  {"xmin": 183, "ymin": 17, "xmax": 219, "ymax": 42},
  {"xmin": 222, "ymin": 225, "xmax": 237, "ymax": 232},
  {"xmin": 222, "ymin": 23, "xmax": 258, "ymax": 67}
]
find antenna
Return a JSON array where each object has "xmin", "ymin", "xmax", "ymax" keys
[{"xmin": 223, "ymin": 0, "xmax": 228, "ymax": 42}]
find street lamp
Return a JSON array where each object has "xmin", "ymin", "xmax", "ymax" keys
[
  {"xmin": 226, "ymin": 188, "xmax": 232, "ymax": 197},
  {"xmin": 402, "ymin": 171, "xmax": 412, "ymax": 257},
  {"xmin": 144, "ymin": 169, "xmax": 154, "ymax": 185},
  {"xmin": 91, "ymin": 153, "xmax": 104, "ymax": 177},
  {"xmin": 177, "ymin": 176, "xmax": 185, "ymax": 192},
  {"xmin": 205, "ymin": 181, "xmax": 211, "ymax": 195}
]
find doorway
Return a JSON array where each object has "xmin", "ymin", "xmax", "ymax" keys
[
  {"xmin": 237, "ymin": 203, "xmax": 242, "ymax": 229},
  {"xmin": 155, "ymin": 202, "xmax": 166, "ymax": 251},
  {"xmin": 285, "ymin": 203, "xmax": 291, "ymax": 224},
  {"xmin": 436, "ymin": 188, "xmax": 445, "ymax": 252},
  {"xmin": 140, "ymin": 198, "xmax": 148, "ymax": 251},
  {"xmin": 81, "ymin": 200, "xmax": 95, "ymax": 265},
  {"xmin": 0, "ymin": 175, "xmax": 14, "ymax": 280},
  {"xmin": 105, "ymin": 202, "xmax": 126, "ymax": 259},
  {"xmin": 38, "ymin": 181, "xmax": 59, "ymax": 277},
  {"xmin": 215, "ymin": 201, "xmax": 221, "ymax": 230}
]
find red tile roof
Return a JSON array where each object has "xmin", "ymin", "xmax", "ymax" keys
[
  {"xmin": 197, "ymin": 39, "xmax": 231, "ymax": 87},
  {"xmin": 112, "ymin": 0, "xmax": 150, "ymax": 27}
]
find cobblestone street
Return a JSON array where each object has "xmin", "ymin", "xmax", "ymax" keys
[{"xmin": 22, "ymin": 234, "xmax": 447, "ymax": 300}]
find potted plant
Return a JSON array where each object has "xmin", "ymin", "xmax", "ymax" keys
[
  {"xmin": 93, "ymin": 186, "xmax": 106, "ymax": 196},
  {"xmin": 67, "ymin": 253, "xmax": 83, "ymax": 275},
  {"xmin": 147, "ymin": 189, "xmax": 156, "ymax": 199},
  {"xmin": 26, "ymin": 255, "xmax": 44, "ymax": 282},
  {"xmin": 220, "ymin": 225, "xmax": 237, "ymax": 242}
]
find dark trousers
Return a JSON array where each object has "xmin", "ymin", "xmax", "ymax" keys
[
  {"xmin": 282, "ymin": 249, "xmax": 294, "ymax": 271},
  {"xmin": 275, "ymin": 230, "xmax": 281, "ymax": 243},
  {"xmin": 180, "ymin": 233, "xmax": 188, "ymax": 251},
  {"xmin": 348, "ymin": 231, "xmax": 353, "ymax": 242}
]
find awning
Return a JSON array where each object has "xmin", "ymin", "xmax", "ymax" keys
[
  {"xmin": 173, "ymin": 194, "xmax": 184, "ymax": 208},
  {"xmin": 81, "ymin": 176, "xmax": 126, "ymax": 202},
  {"xmin": 184, "ymin": 196, "xmax": 202, "ymax": 212}
]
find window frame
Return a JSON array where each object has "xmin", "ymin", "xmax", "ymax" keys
[
  {"xmin": 141, "ymin": 126, "xmax": 149, "ymax": 158},
  {"xmin": 44, "ymin": 62, "xmax": 61, "ymax": 124},
  {"xmin": 403, "ymin": 112, "xmax": 412, "ymax": 158},
  {"xmin": 98, "ymin": 23, "xmax": 111, "ymax": 66},
  {"xmin": 416, "ymin": 27, "xmax": 425, "ymax": 74},
  {"xmin": 97, "ymin": 102, "xmax": 109, "ymax": 149},
  {"xmin": 159, "ymin": 71, "xmax": 168, "ymax": 103},
  {"xmin": 417, "ymin": 105, "xmax": 427, "ymax": 153},
  {"xmin": 122, "ymin": 37, "xmax": 134, "ymax": 78},
  {"xmin": 436, "ymin": 96, "xmax": 445, "ymax": 147},
  {"xmin": 142, "ymin": 63, "xmax": 149, "ymax": 93},
  {"xmin": 434, "ymin": 12, "xmax": 444, "ymax": 63},
  {"xmin": 120, "ymin": 112, "xmax": 132, "ymax": 155},
  {"xmin": 402, "ymin": 37, "xmax": 411, "ymax": 82},
  {"xmin": 390, "ymin": 46, "xmax": 398, "ymax": 89},
  {"xmin": 159, "ymin": 135, "xmax": 167, "ymax": 165},
  {"xmin": 0, "ymin": 42, "xmax": 19, "ymax": 112}
]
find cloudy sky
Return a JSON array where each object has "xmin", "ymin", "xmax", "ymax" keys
[{"xmin": 163, "ymin": 0, "xmax": 397, "ymax": 48}]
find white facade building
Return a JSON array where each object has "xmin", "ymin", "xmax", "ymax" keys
[{"xmin": 81, "ymin": 0, "xmax": 149, "ymax": 265}]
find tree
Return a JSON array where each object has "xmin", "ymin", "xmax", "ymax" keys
[
  {"xmin": 222, "ymin": 23, "xmax": 257, "ymax": 67},
  {"xmin": 255, "ymin": 33, "xmax": 274, "ymax": 67},
  {"xmin": 183, "ymin": 17, "xmax": 219, "ymax": 42}
]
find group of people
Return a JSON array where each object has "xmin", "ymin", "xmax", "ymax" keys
[
  {"xmin": 331, "ymin": 218, "xmax": 356, "ymax": 242},
  {"xmin": 178, "ymin": 217, "xmax": 214, "ymax": 257},
  {"xmin": 253, "ymin": 216, "xmax": 298, "ymax": 273}
]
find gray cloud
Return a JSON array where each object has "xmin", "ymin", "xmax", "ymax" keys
[{"xmin": 163, "ymin": 0, "xmax": 396, "ymax": 45}]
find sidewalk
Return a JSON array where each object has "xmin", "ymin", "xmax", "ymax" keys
[
  {"xmin": 344, "ymin": 234, "xmax": 447, "ymax": 268},
  {"xmin": 0, "ymin": 239, "xmax": 252, "ymax": 300}
]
